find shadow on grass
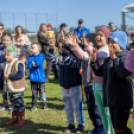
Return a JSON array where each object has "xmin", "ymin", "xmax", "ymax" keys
[
  {"xmin": 25, "ymin": 102, "xmax": 64, "ymax": 111},
  {"xmin": 47, "ymin": 97, "xmax": 63, "ymax": 102},
  {"xmin": 0, "ymin": 117, "xmax": 65, "ymax": 134},
  {"xmin": 47, "ymin": 79, "xmax": 59, "ymax": 84}
]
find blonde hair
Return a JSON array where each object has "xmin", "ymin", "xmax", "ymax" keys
[{"xmin": 31, "ymin": 42, "xmax": 42, "ymax": 51}]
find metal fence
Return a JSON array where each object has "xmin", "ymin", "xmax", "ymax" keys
[{"xmin": 0, "ymin": 12, "xmax": 58, "ymax": 32}]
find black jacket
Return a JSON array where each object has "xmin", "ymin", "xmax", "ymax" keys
[
  {"xmin": 90, "ymin": 50, "xmax": 133, "ymax": 108},
  {"xmin": 46, "ymin": 47, "xmax": 82, "ymax": 89},
  {"xmin": 127, "ymin": 42, "xmax": 134, "ymax": 51}
]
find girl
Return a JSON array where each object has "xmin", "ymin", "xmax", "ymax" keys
[
  {"xmin": 0, "ymin": 33, "xmax": 13, "ymax": 112},
  {"xmin": 13, "ymin": 26, "xmax": 30, "ymax": 60},
  {"xmin": 90, "ymin": 31, "xmax": 133, "ymax": 134},
  {"xmin": 67, "ymin": 25, "xmax": 114, "ymax": 134},
  {"xmin": 124, "ymin": 48, "xmax": 134, "ymax": 120}
]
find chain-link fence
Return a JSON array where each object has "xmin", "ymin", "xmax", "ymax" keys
[{"xmin": 0, "ymin": 12, "xmax": 58, "ymax": 33}]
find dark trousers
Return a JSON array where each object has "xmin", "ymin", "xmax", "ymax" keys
[
  {"xmin": 2, "ymin": 92, "xmax": 8, "ymax": 106},
  {"xmin": 110, "ymin": 107, "xmax": 132, "ymax": 134},
  {"xmin": 84, "ymin": 86, "xmax": 103, "ymax": 129},
  {"xmin": 31, "ymin": 82, "xmax": 46, "ymax": 106},
  {"xmin": 9, "ymin": 92, "xmax": 25, "ymax": 112}
]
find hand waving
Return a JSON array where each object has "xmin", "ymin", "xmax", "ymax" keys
[
  {"xmin": 109, "ymin": 45, "xmax": 116, "ymax": 59},
  {"xmin": 90, "ymin": 48, "xmax": 97, "ymax": 62}
]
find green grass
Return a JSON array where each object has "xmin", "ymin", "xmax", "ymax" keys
[{"xmin": 0, "ymin": 78, "xmax": 134, "ymax": 134}]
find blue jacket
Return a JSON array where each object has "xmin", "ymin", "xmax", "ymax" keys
[
  {"xmin": 46, "ymin": 48, "xmax": 82, "ymax": 89},
  {"xmin": 74, "ymin": 26, "xmax": 89, "ymax": 38},
  {"xmin": 0, "ymin": 45, "xmax": 6, "ymax": 90},
  {"xmin": 26, "ymin": 53, "xmax": 45, "ymax": 82}
]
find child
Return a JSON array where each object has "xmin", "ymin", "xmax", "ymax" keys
[
  {"xmin": 26, "ymin": 42, "xmax": 47, "ymax": 111},
  {"xmin": 90, "ymin": 31, "xmax": 133, "ymax": 134},
  {"xmin": 126, "ymin": 33, "xmax": 134, "ymax": 51},
  {"xmin": 3, "ymin": 45, "xmax": 25, "ymax": 127},
  {"xmin": 0, "ymin": 33, "xmax": 13, "ymax": 112},
  {"xmin": 68, "ymin": 26, "xmax": 114, "ymax": 134},
  {"xmin": 46, "ymin": 24, "xmax": 55, "ymax": 39},
  {"xmin": 47, "ymin": 42, "xmax": 84, "ymax": 133},
  {"xmin": 124, "ymin": 48, "xmax": 134, "ymax": 120}
]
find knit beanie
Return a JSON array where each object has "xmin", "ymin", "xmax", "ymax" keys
[
  {"xmin": 5, "ymin": 45, "xmax": 18, "ymax": 58},
  {"xmin": 108, "ymin": 31, "xmax": 127, "ymax": 50},
  {"xmin": 97, "ymin": 25, "xmax": 111, "ymax": 44}
]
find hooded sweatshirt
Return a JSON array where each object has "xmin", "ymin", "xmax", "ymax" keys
[{"xmin": 90, "ymin": 31, "xmax": 133, "ymax": 108}]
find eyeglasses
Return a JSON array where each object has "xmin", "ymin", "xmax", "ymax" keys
[{"xmin": 0, "ymin": 28, "xmax": 3, "ymax": 31}]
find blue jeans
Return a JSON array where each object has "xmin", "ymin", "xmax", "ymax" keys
[{"xmin": 84, "ymin": 85, "xmax": 103, "ymax": 128}]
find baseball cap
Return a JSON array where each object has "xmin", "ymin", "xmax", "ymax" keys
[
  {"xmin": 131, "ymin": 33, "xmax": 134, "ymax": 37},
  {"xmin": 78, "ymin": 19, "xmax": 83, "ymax": 24}
]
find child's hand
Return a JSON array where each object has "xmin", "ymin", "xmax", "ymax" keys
[
  {"xmin": 109, "ymin": 45, "xmax": 117, "ymax": 59},
  {"xmin": 21, "ymin": 56, "xmax": 27, "ymax": 63},
  {"xmin": 4, "ymin": 75, "xmax": 9, "ymax": 79},
  {"xmin": 76, "ymin": 36, "xmax": 81, "ymax": 44},
  {"xmin": 49, "ymin": 39, "xmax": 56, "ymax": 49},
  {"xmin": 90, "ymin": 48, "xmax": 97, "ymax": 62},
  {"xmin": 82, "ymin": 32, "xmax": 88, "ymax": 46}
]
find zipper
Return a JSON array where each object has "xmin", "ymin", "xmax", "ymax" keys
[{"xmin": 106, "ymin": 62, "xmax": 110, "ymax": 106}]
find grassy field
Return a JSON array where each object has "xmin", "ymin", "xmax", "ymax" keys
[{"xmin": 0, "ymin": 77, "xmax": 134, "ymax": 134}]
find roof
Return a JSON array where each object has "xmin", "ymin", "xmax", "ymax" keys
[{"xmin": 122, "ymin": 3, "xmax": 134, "ymax": 12}]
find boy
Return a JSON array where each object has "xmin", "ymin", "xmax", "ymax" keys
[
  {"xmin": 26, "ymin": 42, "xmax": 47, "ymax": 111},
  {"xmin": 3, "ymin": 45, "xmax": 25, "ymax": 127},
  {"xmin": 47, "ymin": 42, "xmax": 84, "ymax": 133},
  {"xmin": 90, "ymin": 31, "xmax": 133, "ymax": 134}
]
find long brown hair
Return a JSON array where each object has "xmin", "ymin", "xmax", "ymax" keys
[{"xmin": 15, "ymin": 26, "xmax": 25, "ymax": 41}]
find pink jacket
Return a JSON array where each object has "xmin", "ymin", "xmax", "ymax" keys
[
  {"xmin": 124, "ymin": 50, "xmax": 134, "ymax": 73},
  {"xmin": 71, "ymin": 44, "xmax": 103, "ymax": 83}
]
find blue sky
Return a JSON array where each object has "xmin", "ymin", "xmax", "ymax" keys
[{"xmin": 0, "ymin": 0, "xmax": 134, "ymax": 32}]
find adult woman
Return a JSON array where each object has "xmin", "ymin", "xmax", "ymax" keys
[
  {"xmin": 0, "ymin": 23, "xmax": 5, "ymax": 44},
  {"xmin": 13, "ymin": 26, "xmax": 30, "ymax": 59}
]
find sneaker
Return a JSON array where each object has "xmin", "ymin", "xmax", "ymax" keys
[
  {"xmin": 31, "ymin": 105, "xmax": 37, "ymax": 111},
  {"xmin": 43, "ymin": 103, "xmax": 47, "ymax": 109},
  {"xmin": 64, "ymin": 124, "xmax": 75, "ymax": 133},
  {"xmin": 76, "ymin": 124, "xmax": 84, "ymax": 133},
  {"xmin": 88, "ymin": 128, "xmax": 105, "ymax": 134}
]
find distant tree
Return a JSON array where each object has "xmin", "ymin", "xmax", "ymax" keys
[
  {"xmin": 69, "ymin": 27, "xmax": 75, "ymax": 32},
  {"xmin": 25, "ymin": 29, "xmax": 30, "ymax": 33},
  {"xmin": 127, "ymin": 26, "xmax": 134, "ymax": 31},
  {"xmin": 5, "ymin": 28, "xmax": 14, "ymax": 34},
  {"xmin": 52, "ymin": 27, "xmax": 58, "ymax": 33}
]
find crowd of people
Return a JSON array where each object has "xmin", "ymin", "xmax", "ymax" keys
[{"xmin": 0, "ymin": 19, "xmax": 134, "ymax": 134}]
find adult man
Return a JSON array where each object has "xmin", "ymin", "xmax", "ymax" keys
[
  {"xmin": 74, "ymin": 19, "xmax": 89, "ymax": 38},
  {"xmin": 108, "ymin": 22, "xmax": 118, "ymax": 32}
]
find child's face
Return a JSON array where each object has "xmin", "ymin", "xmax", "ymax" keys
[
  {"xmin": 30, "ymin": 44, "xmax": 40, "ymax": 55},
  {"xmin": 2, "ymin": 36, "xmax": 12, "ymax": 47},
  {"xmin": 131, "ymin": 37, "xmax": 134, "ymax": 42},
  {"xmin": 108, "ymin": 38, "xmax": 121, "ymax": 53},
  {"xmin": 95, "ymin": 31, "xmax": 107, "ymax": 47},
  {"xmin": 47, "ymin": 26, "xmax": 51, "ymax": 31},
  {"xmin": 5, "ymin": 52, "xmax": 14, "ymax": 63}
]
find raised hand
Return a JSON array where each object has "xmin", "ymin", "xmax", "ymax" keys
[
  {"xmin": 62, "ymin": 32, "xmax": 77, "ymax": 47},
  {"xmin": 49, "ymin": 39, "xmax": 56, "ymax": 49},
  {"xmin": 90, "ymin": 48, "xmax": 97, "ymax": 62},
  {"xmin": 109, "ymin": 45, "xmax": 116, "ymax": 59},
  {"xmin": 82, "ymin": 32, "xmax": 88, "ymax": 46}
]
